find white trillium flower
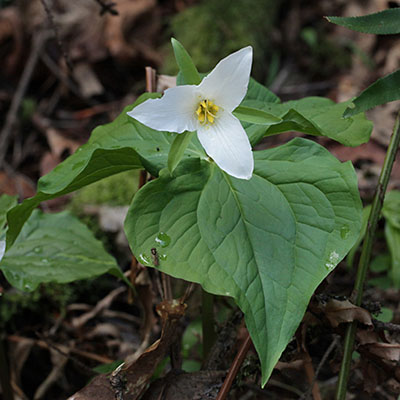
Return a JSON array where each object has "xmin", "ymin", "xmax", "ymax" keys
[{"xmin": 128, "ymin": 46, "xmax": 254, "ymax": 180}]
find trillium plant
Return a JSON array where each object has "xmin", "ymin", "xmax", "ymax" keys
[
  {"xmin": 1, "ymin": 38, "xmax": 374, "ymax": 388},
  {"xmin": 128, "ymin": 46, "xmax": 254, "ymax": 179}
]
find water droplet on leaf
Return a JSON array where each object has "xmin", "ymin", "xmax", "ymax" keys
[
  {"xmin": 340, "ymin": 225, "xmax": 350, "ymax": 239},
  {"xmin": 138, "ymin": 254, "xmax": 150, "ymax": 265},
  {"xmin": 155, "ymin": 232, "xmax": 171, "ymax": 248}
]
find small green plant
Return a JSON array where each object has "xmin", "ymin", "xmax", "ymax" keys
[{"xmin": 3, "ymin": 6, "xmax": 400, "ymax": 392}]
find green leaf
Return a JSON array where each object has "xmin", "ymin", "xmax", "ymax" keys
[
  {"xmin": 171, "ymin": 38, "xmax": 201, "ymax": 85},
  {"xmin": 245, "ymin": 77, "xmax": 280, "ymax": 104},
  {"xmin": 385, "ymin": 223, "xmax": 400, "ymax": 288},
  {"xmin": 376, "ymin": 307, "xmax": 393, "ymax": 323},
  {"xmin": 6, "ymin": 95, "xmax": 205, "ymax": 249},
  {"xmin": 93, "ymin": 360, "xmax": 124, "ymax": 374},
  {"xmin": 382, "ymin": 191, "xmax": 400, "ymax": 288},
  {"xmin": 1, "ymin": 210, "xmax": 128, "ymax": 291},
  {"xmin": 243, "ymin": 97, "xmax": 373, "ymax": 146},
  {"xmin": 382, "ymin": 190, "xmax": 400, "ymax": 228},
  {"xmin": 370, "ymin": 253, "xmax": 391, "ymax": 273},
  {"xmin": 347, "ymin": 204, "xmax": 371, "ymax": 268},
  {"xmin": 326, "ymin": 9, "xmax": 400, "ymax": 35},
  {"xmin": 343, "ymin": 70, "xmax": 400, "ymax": 117},
  {"xmin": 233, "ymin": 105, "xmax": 282, "ymax": 125},
  {"xmin": 168, "ymin": 132, "xmax": 196, "ymax": 173},
  {"xmin": 0, "ymin": 194, "xmax": 17, "ymax": 238},
  {"xmin": 124, "ymin": 137, "xmax": 362, "ymax": 385}
]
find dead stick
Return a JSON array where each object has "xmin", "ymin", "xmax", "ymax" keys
[
  {"xmin": 180, "ymin": 282, "xmax": 196, "ymax": 304},
  {"xmin": 0, "ymin": 32, "xmax": 47, "ymax": 167},
  {"xmin": 128, "ymin": 67, "xmax": 155, "ymax": 301},
  {"xmin": 145, "ymin": 67, "xmax": 156, "ymax": 93},
  {"xmin": 216, "ymin": 330, "xmax": 252, "ymax": 400},
  {"xmin": 301, "ymin": 336, "xmax": 339, "ymax": 399},
  {"xmin": 40, "ymin": 0, "xmax": 73, "ymax": 72}
]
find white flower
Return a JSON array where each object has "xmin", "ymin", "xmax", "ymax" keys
[{"xmin": 128, "ymin": 46, "xmax": 254, "ymax": 180}]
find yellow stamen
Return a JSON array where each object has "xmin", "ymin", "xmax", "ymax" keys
[{"xmin": 196, "ymin": 99, "xmax": 220, "ymax": 125}]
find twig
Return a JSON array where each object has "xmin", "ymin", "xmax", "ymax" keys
[
  {"xmin": 93, "ymin": 0, "xmax": 119, "ymax": 16},
  {"xmin": 8, "ymin": 334, "xmax": 110, "ymax": 373},
  {"xmin": 145, "ymin": 66, "xmax": 157, "ymax": 93},
  {"xmin": 372, "ymin": 319, "xmax": 400, "ymax": 332},
  {"xmin": 301, "ymin": 335, "xmax": 340, "ymax": 399},
  {"xmin": 39, "ymin": 52, "xmax": 82, "ymax": 99},
  {"xmin": 71, "ymin": 286, "xmax": 126, "ymax": 328},
  {"xmin": 162, "ymin": 273, "xmax": 173, "ymax": 300},
  {"xmin": 336, "ymin": 113, "xmax": 400, "ymax": 400},
  {"xmin": 0, "ymin": 32, "xmax": 47, "ymax": 167},
  {"xmin": 302, "ymin": 351, "xmax": 322, "ymax": 400},
  {"xmin": 40, "ymin": 0, "xmax": 73, "ymax": 72},
  {"xmin": 216, "ymin": 330, "xmax": 252, "ymax": 400},
  {"xmin": 180, "ymin": 282, "xmax": 196, "ymax": 304}
]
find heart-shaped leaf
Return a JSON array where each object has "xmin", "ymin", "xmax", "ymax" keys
[
  {"xmin": 124, "ymin": 137, "xmax": 362, "ymax": 385},
  {"xmin": 1, "ymin": 210, "xmax": 127, "ymax": 291}
]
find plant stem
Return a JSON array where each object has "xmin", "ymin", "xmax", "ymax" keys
[
  {"xmin": 335, "ymin": 113, "xmax": 400, "ymax": 400},
  {"xmin": 202, "ymin": 289, "xmax": 216, "ymax": 359}
]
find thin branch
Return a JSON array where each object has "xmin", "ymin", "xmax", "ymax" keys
[
  {"xmin": 336, "ymin": 113, "xmax": 400, "ymax": 400},
  {"xmin": 40, "ymin": 0, "xmax": 73, "ymax": 72},
  {"xmin": 372, "ymin": 319, "xmax": 400, "ymax": 332},
  {"xmin": 0, "ymin": 32, "xmax": 48, "ymax": 168},
  {"xmin": 180, "ymin": 282, "xmax": 196, "ymax": 304},
  {"xmin": 301, "ymin": 335, "xmax": 340, "ymax": 399},
  {"xmin": 216, "ymin": 330, "xmax": 252, "ymax": 400},
  {"xmin": 93, "ymin": 0, "xmax": 119, "ymax": 16}
]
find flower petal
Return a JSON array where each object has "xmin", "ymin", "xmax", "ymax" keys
[
  {"xmin": 198, "ymin": 46, "xmax": 253, "ymax": 112},
  {"xmin": 197, "ymin": 111, "xmax": 254, "ymax": 180},
  {"xmin": 127, "ymin": 85, "xmax": 200, "ymax": 133}
]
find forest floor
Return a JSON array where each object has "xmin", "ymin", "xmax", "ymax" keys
[{"xmin": 1, "ymin": 0, "xmax": 400, "ymax": 399}]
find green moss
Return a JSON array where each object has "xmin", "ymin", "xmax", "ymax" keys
[
  {"xmin": 71, "ymin": 170, "xmax": 139, "ymax": 208},
  {"xmin": 164, "ymin": 0, "xmax": 281, "ymax": 82}
]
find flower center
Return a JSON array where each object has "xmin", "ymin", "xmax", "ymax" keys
[{"xmin": 196, "ymin": 99, "xmax": 219, "ymax": 125}]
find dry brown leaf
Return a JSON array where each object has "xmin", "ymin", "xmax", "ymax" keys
[
  {"xmin": 69, "ymin": 299, "xmax": 187, "ymax": 400},
  {"xmin": 356, "ymin": 329, "xmax": 381, "ymax": 346},
  {"xmin": 358, "ymin": 342, "xmax": 400, "ymax": 394},
  {"xmin": 321, "ymin": 299, "xmax": 373, "ymax": 328},
  {"xmin": 104, "ymin": 0, "xmax": 159, "ymax": 62},
  {"xmin": 0, "ymin": 170, "xmax": 35, "ymax": 198},
  {"xmin": 72, "ymin": 63, "xmax": 104, "ymax": 98},
  {"xmin": 360, "ymin": 342, "xmax": 400, "ymax": 362}
]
